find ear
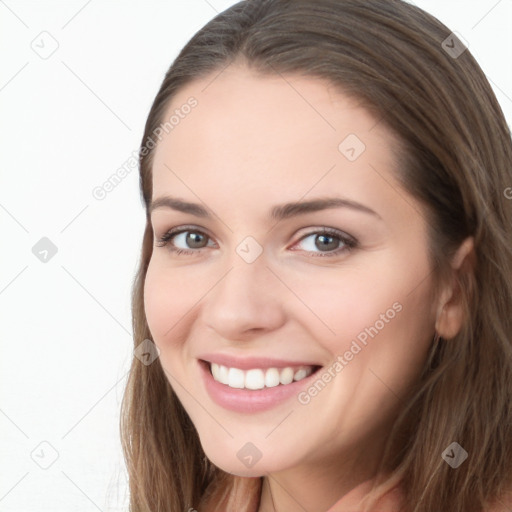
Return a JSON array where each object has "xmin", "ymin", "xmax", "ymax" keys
[{"xmin": 435, "ymin": 236, "xmax": 475, "ymax": 339}]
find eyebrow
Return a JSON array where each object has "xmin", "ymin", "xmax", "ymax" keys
[{"xmin": 149, "ymin": 195, "xmax": 381, "ymax": 221}]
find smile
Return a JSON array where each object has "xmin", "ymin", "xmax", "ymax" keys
[
  {"xmin": 198, "ymin": 358, "xmax": 323, "ymax": 413},
  {"xmin": 210, "ymin": 362, "xmax": 317, "ymax": 389}
]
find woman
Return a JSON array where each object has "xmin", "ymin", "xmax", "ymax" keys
[{"xmin": 120, "ymin": 1, "xmax": 512, "ymax": 510}]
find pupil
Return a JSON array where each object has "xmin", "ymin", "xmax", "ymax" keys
[
  {"xmin": 316, "ymin": 234, "xmax": 337, "ymax": 251},
  {"xmin": 187, "ymin": 232, "xmax": 205, "ymax": 248}
]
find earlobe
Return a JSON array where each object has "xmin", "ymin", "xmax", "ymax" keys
[{"xmin": 434, "ymin": 236, "xmax": 475, "ymax": 339}]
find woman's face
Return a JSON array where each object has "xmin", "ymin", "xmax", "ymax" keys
[{"xmin": 144, "ymin": 64, "xmax": 438, "ymax": 478}]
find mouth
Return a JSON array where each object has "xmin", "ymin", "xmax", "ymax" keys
[
  {"xmin": 197, "ymin": 358, "xmax": 323, "ymax": 413},
  {"xmin": 205, "ymin": 360, "xmax": 321, "ymax": 390}
]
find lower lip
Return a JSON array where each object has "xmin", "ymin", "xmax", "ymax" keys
[{"xmin": 198, "ymin": 360, "xmax": 321, "ymax": 413}]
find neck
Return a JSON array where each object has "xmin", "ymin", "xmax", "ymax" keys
[{"xmin": 257, "ymin": 444, "xmax": 384, "ymax": 512}]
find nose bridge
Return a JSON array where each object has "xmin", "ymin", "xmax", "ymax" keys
[
  {"xmin": 218, "ymin": 232, "xmax": 269, "ymax": 294},
  {"xmin": 215, "ymin": 248, "xmax": 271, "ymax": 307},
  {"xmin": 201, "ymin": 245, "xmax": 285, "ymax": 336}
]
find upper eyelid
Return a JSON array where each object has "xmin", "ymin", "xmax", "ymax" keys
[{"xmin": 159, "ymin": 225, "xmax": 215, "ymax": 242}]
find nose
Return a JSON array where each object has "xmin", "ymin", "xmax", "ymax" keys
[{"xmin": 200, "ymin": 257, "xmax": 287, "ymax": 341}]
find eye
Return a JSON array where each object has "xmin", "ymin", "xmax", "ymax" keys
[
  {"xmin": 155, "ymin": 225, "xmax": 357, "ymax": 258},
  {"xmin": 155, "ymin": 226, "xmax": 215, "ymax": 256},
  {"xmin": 291, "ymin": 228, "xmax": 357, "ymax": 257}
]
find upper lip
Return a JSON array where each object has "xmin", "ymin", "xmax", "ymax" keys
[{"xmin": 198, "ymin": 353, "xmax": 322, "ymax": 370}]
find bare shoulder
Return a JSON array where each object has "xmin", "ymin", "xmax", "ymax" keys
[{"xmin": 485, "ymin": 489, "xmax": 512, "ymax": 512}]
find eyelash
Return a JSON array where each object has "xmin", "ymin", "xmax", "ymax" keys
[{"xmin": 155, "ymin": 225, "xmax": 358, "ymax": 258}]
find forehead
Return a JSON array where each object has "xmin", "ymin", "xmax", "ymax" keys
[{"xmin": 150, "ymin": 64, "xmax": 405, "ymax": 216}]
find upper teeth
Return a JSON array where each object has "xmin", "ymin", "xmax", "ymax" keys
[{"xmin": 210, "ymin": 363, "xmax": 315, "ymax": 389}]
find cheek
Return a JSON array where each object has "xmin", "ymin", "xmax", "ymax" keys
[
  {"xmin": 287, "ymin": 260, "xmax": 432, "ymax": 363},
  {"xmin": 143, "ymin": 259, "xmax": 192, "ymax": 346},
  {"xmin": 285, "ymin": 267, "xmax": 399, "ymax": 345}
]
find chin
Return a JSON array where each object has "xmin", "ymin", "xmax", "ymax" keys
[{"xmin": 206, "ymin": 456, "xmax": 261, "ymax": 477}]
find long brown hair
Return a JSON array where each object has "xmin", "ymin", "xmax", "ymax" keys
[{"xmin": 120, "ymin": 1, "xmax": 512, "ymax": 510}]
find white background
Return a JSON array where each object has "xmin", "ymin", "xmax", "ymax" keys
[{"xmin": 0, "ymin": 1, "xmax": 511, "ymax": 510}]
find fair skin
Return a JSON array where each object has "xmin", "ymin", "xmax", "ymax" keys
[{"xmin": 144, "ymin": 62, "xmax": 474, "ymax": 512}]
